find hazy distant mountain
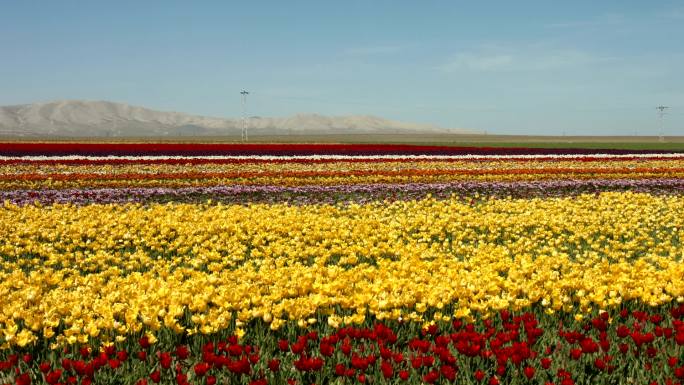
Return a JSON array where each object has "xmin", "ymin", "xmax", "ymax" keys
[{"xmin": 0, "ymin": 100, "xmax": 467, "ymax": 137}]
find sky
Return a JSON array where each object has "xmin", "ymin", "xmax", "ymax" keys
[{"xmin": 1, "ymin": 1, "xmax": 683, "ymax": 135}]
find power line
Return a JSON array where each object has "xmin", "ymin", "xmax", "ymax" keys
[
  {"xmin": 240, "ymin": 90, "xmax": 249, "ymax": 142},
  {"xmin": 656, "ymin": 105, "xmax": 669, "ymax": 142}
]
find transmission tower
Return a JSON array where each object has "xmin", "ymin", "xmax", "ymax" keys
[
  {"xmin": 656, "ymin": 105, "xmax": 669, "ymax": 142},
  {"xmin": 241, "ymin": 90, "xmax": 249, "ymax": 142}
]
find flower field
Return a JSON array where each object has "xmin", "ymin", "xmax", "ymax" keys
[{"xmin": 1, "ymin": 142, "xmax": 684, "ymax": 385}]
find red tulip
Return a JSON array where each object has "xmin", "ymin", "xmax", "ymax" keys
[
  {"xmin": 15, "ymin": 373, "xmax": 31, "ymax": 385},
  {"xmin": 674, "ymin": 366, "xmax": 684, "ymax": 380},
  {"xmin": 139, "ymin": 336, "xmax": 151, "ymax": 349},
  {"xmin": 669, "ymin": 357, "xmax": 679, "ymax": 367},
  {"xmin": 319, "ymin": 342, "xmax": 334, "ymax": 357},
  {"xmin": 496, "ymin": 365, "xmax": 506, "ymax": 376},
  {"xmin": 176, "ymin": 372, "xmax": 188, "ymax": 385},
  {"xmin": 150, "ymin": 370, "xmax": 161, "ymax": 384},
  {"xmin": 570, "ymin": 349, "xmax": 582, "ymax": 360},
  {"xmin": 228, "ymin": 344, "xmax": 242, "ymax": 356},
  {"xmin": 594, "ymin": 358, "xmax": 606, "ymax": 371},
  {"xmin": 441, "ymin": 365, "xmax": 457, "ymax": 381},
  {"xmin": 393, "ymin": 353, "xmax": 404, "ymax": 364},
  {"xmin": 46, "ymin": 370, "xmax": 62, "ymax": 385},
  {"xmin": 580, "ymin": 338, "xmax": 599, "ymax": 354},
  {"xmin": 79, "ymin": 347, "xmax": 90, "ymax": 358},
  {"xmin": 291, "ymin": 341, "xmax": 306, "ymax": 355},
  {"xmin": 409, "ymin": 356, "xmax": 420, "ymax": 369},
  {"xmin": 423, "ymin": 370, "xmax": 439, "ymax": 384},
  {"xmin": 72, "ymin": 360, "xmax": 87, "ymax": 376},
  {"xmin": 159, "ymin": 353, "xmax": 172, "ymax": 369},
  {"xmin": 422, "ymin": 355, "xmax": 435, "ymax": 367},
  {"xmin": 39, "ymin": 362, "xmax": 51, "ymax": 374},
  {"xmin": 380, "ymin": 361, "xmax": 393, "ymax": 379},
  {"xmin": 175, "ymin": 345, "xmax": 190, "ymax": 359},
  {"xmin": 617, "ymin": 325, "xmax": 629, "ymax": 338},
  {"xmin": 268, "ymin": 359, "xmax": 280, "ymax": 372},
  {"xmin": 194, "ymin": 363, "xmax": 210, "ymax": 377},
  {"xmin": 104, "ymin": 346, "xmax": 116, "ymax": 357},
  {"xmin": 676, "ymin": 331, "xmax": 684, "ymax": 345},
  {"xmin": 227, "ymin": 357, "xmax": 251, "ymax": 375},
  {"xmin": 524, "ymin": 366, "xmax": 535, "ymax": 379},
  {"xmin": 248, "ymin": 354, "xmax": 259, "ymax": 364}
]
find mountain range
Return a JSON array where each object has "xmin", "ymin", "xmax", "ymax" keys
[{"xmin": 0, "ymin": 100, "xmax": 466, "ymax": 137}]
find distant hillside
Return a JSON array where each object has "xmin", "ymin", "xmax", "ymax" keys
[{"xmin": 0, "ymin": 100, "xmax": 468, "ymax": 137}]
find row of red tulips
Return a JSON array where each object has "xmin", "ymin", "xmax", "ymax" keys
[
  {"xmin": 2, "ymin": 303, "xmax": 684, "ymax": 385},
  {"xmin": 1, "ymin": 156, "xmax": 680, "ymax": 166},
  {"xmin": 0, "ymin": 143, "xmax": 674, "ymax": 156}
]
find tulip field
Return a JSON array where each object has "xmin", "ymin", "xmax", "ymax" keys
[{"xmin": 2, "ymin": 142, "xmax": 684, "ymax": 385}]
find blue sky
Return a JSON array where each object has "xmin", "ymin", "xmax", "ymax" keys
[{"xmin": 1, "ymin": 1, "xmax": 683, "ymax": 135}]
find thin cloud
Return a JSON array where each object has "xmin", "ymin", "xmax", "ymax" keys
[
  {"xmin": 545, "ymin": 13, "xmax": 625, "ymax": 29},
  {"xmin": 439, "ymin": 53, "xmax": 513, "ymax": 72},
  {"xmin": 341, "ymin": 45, "xmax": 405, "ymax": 56},
  {"xmin": 438, "ymin": 46, "xmax": 605, "ymax": 73}
]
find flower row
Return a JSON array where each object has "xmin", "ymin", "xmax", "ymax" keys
[
  {"xmin": 1, "ymin": 193, "xmax": 683, "ymax": 349},
  {"xmin": 3, "ymin": 153, "xmax": 684, "ymax": 164},
  {"xmin": 4, "ymin": 159, "xmax": 684, "ymax": 177},
  {"xmin": 2, "ymin": 172, "xmax": 683, "ymax": 191},
  {"xmin": 3, "ymin": 179, "xmax": 684, "ymax": 206},
  {"xmin": 5, "ymin": 166, "xmax": 684, "ymax": 182},
  {"xmin": 2, "ymin": 143, "xmax": 675, "ymax": 157},
  {"xmin": 3, "ymin": 305, "xmax": 684, "ymax": 385}
]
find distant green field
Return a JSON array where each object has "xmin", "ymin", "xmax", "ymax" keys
[
  {"xmin": 3, "ymin": 133, "xmax": 684, "ymax": 151},
  {"xmin": 214, "ymin": 134, "xmax": 684, "ymax": 151}
]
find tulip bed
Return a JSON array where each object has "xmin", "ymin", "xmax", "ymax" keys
[{"xmin": 1, "ymin": 142, "xmax": 684, "ymax": 385}]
